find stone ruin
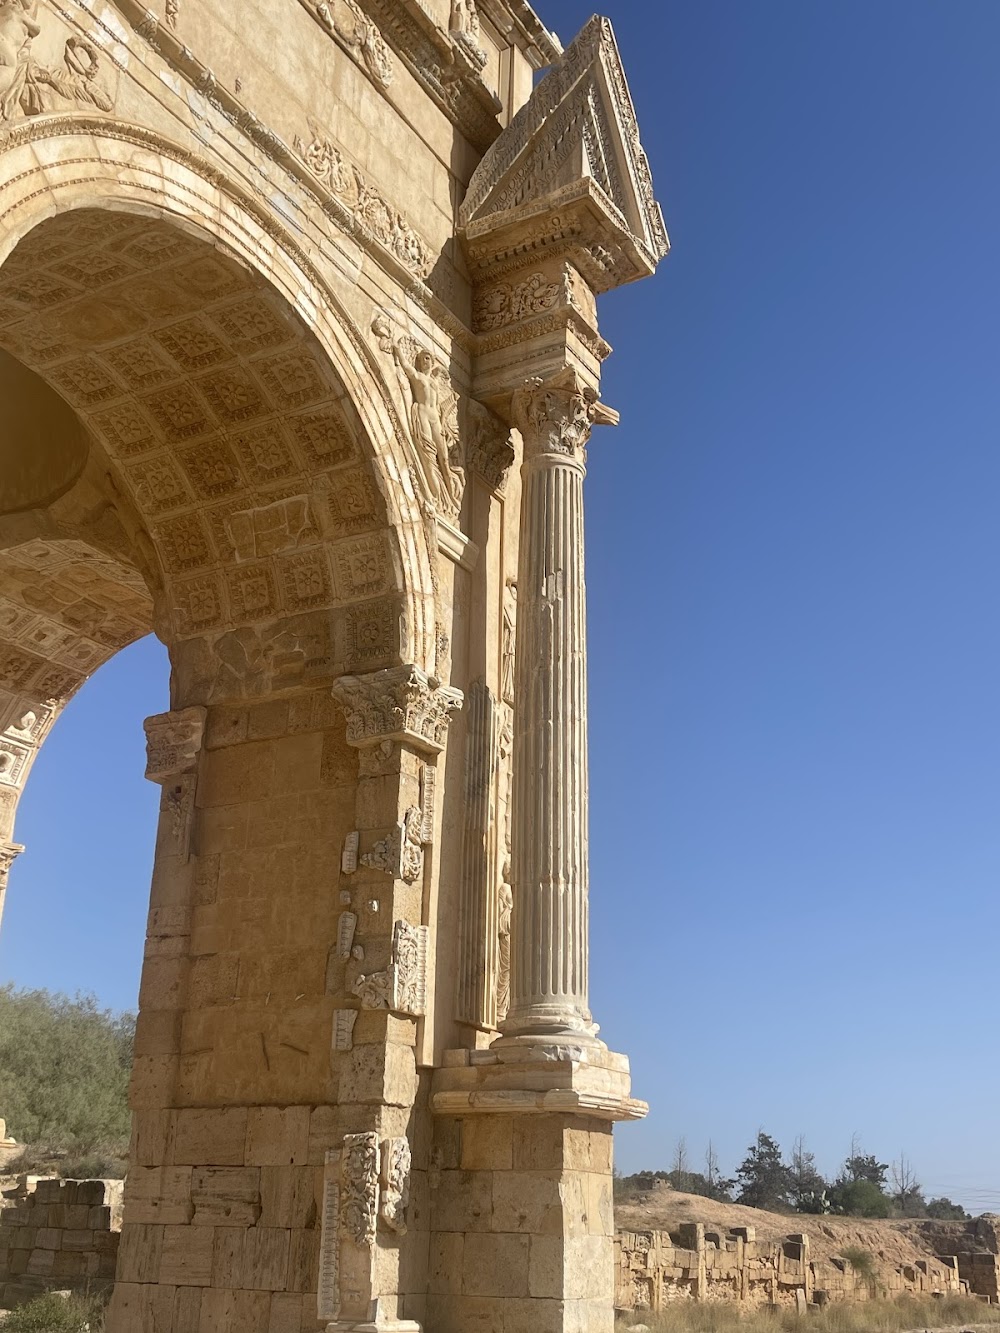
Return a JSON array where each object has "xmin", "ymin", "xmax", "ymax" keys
[
  {"xmin": 0, "ymin": 0, "xmax": 668, "ymax": 1328},
  {"xmin": 615, "ymin": 1223, "xmax": 966, "ymax": 1315},
  {"xmin": 0, "ymin": 1177, "xmax": 123, "ymax": 1310}
]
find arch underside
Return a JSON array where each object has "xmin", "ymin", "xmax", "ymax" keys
[{"xmin": 0, "ymin": 201, "xmax": 422, "ymax": 829}]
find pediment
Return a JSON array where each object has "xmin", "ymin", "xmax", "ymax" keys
[{"xmin": 460, "ymin": 16, "xmax": 669, "ymax": 291}]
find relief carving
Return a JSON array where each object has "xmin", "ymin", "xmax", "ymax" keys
[
  {"xmin": 497, "ymin": 869, "xmax": 513, "ymax": 1024},
  {"xmin": 352, "ymin": 919, "xmax": 428, "ymax": 1016},
  {"xmin": 332, "ymin": 1008, "xmax": 358, "ymax": 1052},
  {"xmin": 473, "ymin": 271, "xmax": 564, "ymax": 332},
  {"xmin": 313, "ymin": 0, "xmax": 392, "ymax": 86},
  {"xmin": 332, "ymin": 665, "xmax": 463, "ymax": 755},
  {"xmin": 512, "ymin": 367, "xmax": 599, "ymax": 464},
  {"xmin": 502, "ymin": 579, "xmax": 516, "ymax": 705},
  {"xmin": 226, "ymin": 496, "xmax": 315, "ymax": 561},
  {"xmin": 294, "ymin": 125, "xmax": 432, "ymax": 278},
  {"xmin": 0, "ymin": 841, "xmax": 23, "ymax": 888},
  {"xmin": 449, "ymin": 0, "xmax": 486, "ymax": 71},
  {"xmin": 337, "ymin": 911, "xmax": 358, "ymax": 959},
  {"xmin": 399, "ymin": 806, "xmax": 424, "ymax": 884},
  {"xmin": 467, "ymin": 400, "xmax": 515, "ymax": 494},
  {"xmin": 340, "ymin": 1132, "xmax": 379, "ymax": 1247},
  {"xmin": 372, "ymin": 316, "xmax": 464, "ymax": 519},
  {"xmin": 165, "ymin": 0, "xmax": 179, "ymax": 28},
  {"xmin": 380, "ymin": 1137, "xmax": 411, "ymax": 1234},
  {"xmin": 0, "ymin": 4, "xmax": 113, "ymax": 123},
  {"xmin": 144, "ymin": 707, "xmax": 207, "ymax": 783}
]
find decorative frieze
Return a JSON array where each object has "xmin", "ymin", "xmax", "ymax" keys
[
  {"xmin": 352, "ymin": 919, "xmax": 428, "ymax": 1017},
  {"xmin": 342, "ymin": 831, "xmax": 360, "ymax": 873},
  {"xmin": 317, "ymin": 1159, "xmax": 341, "ymax": 1322},
  {"xmin": 307, "ymin": 0, "xmax": 393, "ymax": 87},
  {"xmin": 294, "ymin": 129, "xmax": 432, "ymax": 278},
  {"xmin": 337, "ymin": 911, "xmax": 359, "ymax": 959},
  {"xmin": 332, "ymin": 666, "xmax": 463, "ymax": 755}
]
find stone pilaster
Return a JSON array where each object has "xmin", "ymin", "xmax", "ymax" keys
[
  {"xmin": 0, "ymin": 841, "xmax": 24, "ymax": 937},
  {"xmin": 327, "ymin": 666, "xmax": 462, "ymax": 1333},
  {"xmin": 502, "ymin": 368, "xmax": 598, "ymax": 1045}
]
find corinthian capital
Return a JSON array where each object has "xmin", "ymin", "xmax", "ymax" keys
[
  {"xmin": 0, "ymin": 842, "xmax": 24, "ymax": 887},
  {"xmin": 512, "ymin": 368, "xmax": 601, "ymax": 464},
  {"xmin": 144, "ymin": 708, "xmax": 207, "ymax": 784},
  {"xmin": 332, "ymin": 666, "xmax": 463, "ymax": 754}
]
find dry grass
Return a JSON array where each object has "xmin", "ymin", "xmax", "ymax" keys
[{"xmin": 623, "ymin": 1295, "xmax": 1000, "ymax": 1333}]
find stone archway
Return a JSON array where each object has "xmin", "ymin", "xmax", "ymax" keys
[{"xmin": 0, "ymin": 179, "xmax": 449, "ymax": 1330}]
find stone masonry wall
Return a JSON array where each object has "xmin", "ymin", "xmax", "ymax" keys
[
  {"xmin": 615, "ymin": 1223, "xmax": 963, "ymax": 1315},
  {"xmin": 0, "ymin": 1177, "xmax": 122, "ymax": 1309}
]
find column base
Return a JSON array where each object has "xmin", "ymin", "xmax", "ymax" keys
[
  {"xmin": 326, "ymin": 1323, "xmax": 421, "ymax": 1332},
  {"xmin": 431, "ymin": 1043, "xmax": 647, "ymax": 1122}
]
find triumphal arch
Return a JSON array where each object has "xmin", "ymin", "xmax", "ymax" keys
[{"xmin": 0, "ymin": 0, "xmax": 667, "ymax": 1326}]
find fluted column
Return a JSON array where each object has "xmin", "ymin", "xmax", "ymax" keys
[{"xmin": 502, "ymin": 369, "xmax": 600, "ymax": 1044}]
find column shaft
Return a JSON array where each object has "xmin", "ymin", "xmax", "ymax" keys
[{"xmin": 504, "ymin": 370, "xmax": 597, "ymax": 1042}]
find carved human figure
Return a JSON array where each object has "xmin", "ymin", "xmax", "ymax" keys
[
  {"xmin": 497, "ymin": 864, "xmax": 513, "ymax": 1023},
  {"xmin": 392, "ymin": 342, "xmax": 462, "ymax": 510},
  {"xmin": 0, "ymin": 0, "xmax": 38, "ymax": 121},
  {"xmin": 501, "ymin": 579, "xmax": 517, "ymax": 704},
  {"xmin": 450, "ymin": 0, "xmax": 480, "ymax": 39},
  {"xmin": 400, "ymin": 806, "xmax": 424, "ymax": 884}
]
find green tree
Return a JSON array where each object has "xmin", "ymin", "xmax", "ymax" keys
[
  {"xmin": 831, "ymin": 1178, "xmax": 891, "ymax": 1218},
  {"xmin": 789, "ymin": 1134, "xmax": 827, "ymax": 1211},
  {"xmin": 0, "ymin": 986, "xmax": 134, "ymax": 1152},
  {"xmin": 735, "ymin": 1131, "xmax": 792, "ymax": 1211},
  {"xmin": 926, "ymin": 1197, "xmax": 969, "ymax": 1221}
]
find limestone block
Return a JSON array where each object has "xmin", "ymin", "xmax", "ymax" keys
[
  {"xmin": 428, "ymin": 1232, "xmax": 465, "ymax": 1295},
  {"xmin": 198, "ymin": 1287, "xmax": 271, "ymax": 1332},
  {"xmin": 117, "ymin": 1223, "xmax": 164, "ymax": 1284},
  {"xmin": 460, "ymin": 1117, "xmax": 513, "ymax": 1172},
  {"xmin": 245, "ymin": 1107, "xmax": 311, "ymax": 1166},
  {"xmin": 172, "ymin": 1107, "xmax": 249, "ymax": 1166},
  {"xmin": 159, "ymin": 1224, "xmax": 215, "ymax": 1286},
  {"xmin": 135, "ymin": 1010, "xmax": 183, "ymax": 1058},
  {"xmin": 210, "ymin": 1226, "xmax": 244, "ymax": 1288},
  {"xmin": 130, "ymin": 1056, "xmax": 178, "ymax": 1110},
  {"xmin": 491, "ymin": 1171, "xmax": 566, "ymax": 1236},
  {"xmin": 259, "ymin": 1166, "xmax": 319, "ymax": 1229},
  {"xmin": 191, "ymin": 1166, "xmax": 262, "ymax": 1226},
  {"xmin": 125, "ymin": 1167, "xmax": 195, "ymax": 1226},
  {"xmin": 429, "ymin": 1169, "xmax": 494, "ymax": 1234},
  {"xmin": 339, "ymin": 1040, "xmax": 418, "ymax": 1107},
  {"xmin": 267, "ymin": 1292, "xmax": 304, "ymax": 1333},
  {"xmin": 286, "ymin": 1226, "xmax": 319, "ymax": 1294},
  {"xmin": 242, "ymin": 1226, "xmax": 291, "ymax": 1290}
]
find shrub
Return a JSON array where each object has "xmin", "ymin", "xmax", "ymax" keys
[{"xmin": 1, "ymin": 1292, "xmax": 107, "ymax": 1333}]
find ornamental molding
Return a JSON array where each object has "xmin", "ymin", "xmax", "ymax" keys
[
  {"xmin": 332, "ymin": 665, "xmax": 463, "ymax": 754},
  {"xmin": 460, "ymin": 15, "xmax": 669, "ymax": 292}
]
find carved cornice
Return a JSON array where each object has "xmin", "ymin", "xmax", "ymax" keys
[
  {"xmin": 332, "ymin": 665, "xmax": 463, "ymax": 754},
  {"xmin": 144, "ymin": 707, "xmax": 207, "ymax": 783},
  {"xmin": 460, "ymin": 16, "xmax": 669, "ymax": 293},
  {"xmin": 354, "ymin": 0, "xmax": 502, "ymax": 153}
]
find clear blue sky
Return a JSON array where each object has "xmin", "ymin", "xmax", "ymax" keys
[{"xmin": 4, "ymin": 1, "xmax": 1000, "ymax": 1211}]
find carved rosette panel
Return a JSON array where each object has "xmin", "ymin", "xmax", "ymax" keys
[{"xmin": 332, "ymin": 665, "xmax": 463, "ymax": 755}]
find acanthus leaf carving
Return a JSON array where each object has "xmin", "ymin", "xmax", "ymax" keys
[
  {"xmin": 340, "ymin": 1132, "xmax": 380, "ymax": 1248},
  {"xmin": 144, "ymin": 707, "xmax": 206, "ymax": 783},
  {"xmin": 473, "ymin": 270, "xmax": 565, "ymax": 333},
  {"xmin": 380, "ymin": 1136, "xmax": 411, "ymax": 1234},
  {"xmin": 352, "ymin": 919, "xmax": 428, "ymax": 1017},
  {"xmin": 512, "ymin": 367, "xmax": 598, "ymax": 464},
  {"xmin": 332, "ymin": 665, "xmax": 463, "ymax": 755},
  {"xmin": 467, "ymin": 400, "xmax": 515, "ymax": 494}
]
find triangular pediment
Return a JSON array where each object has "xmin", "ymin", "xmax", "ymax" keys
[{"xmin": 460, "ymin": 15, "xmax": 669, "ymax": 288}]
